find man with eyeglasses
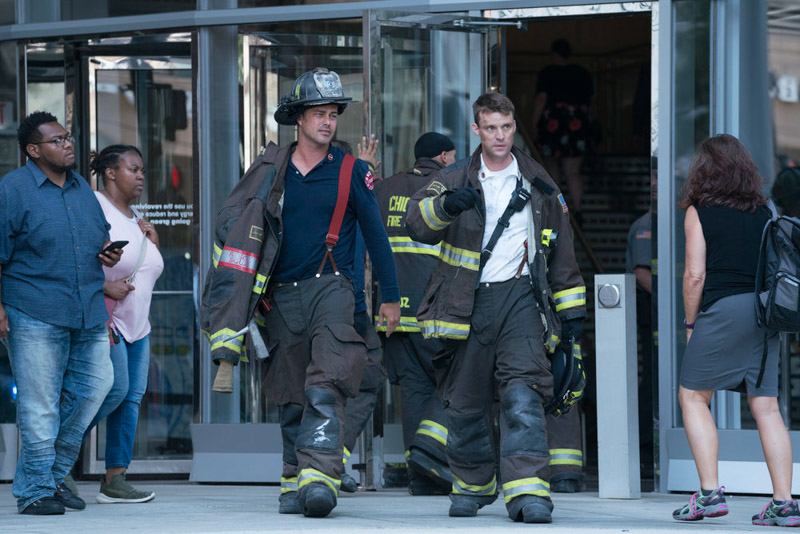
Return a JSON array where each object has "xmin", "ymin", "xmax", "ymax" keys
[{"xmin": 0, "ymin": 111, "xmax": 122, "ymax": 515}]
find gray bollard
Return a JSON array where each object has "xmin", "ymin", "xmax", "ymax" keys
[{"xmin": 595, "ymin": 273, "xmax": 641, "ymax": 498}]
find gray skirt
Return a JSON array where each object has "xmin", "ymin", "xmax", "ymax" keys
[{"xmin": 680, "ymin": 292, "xmax": 780, "ymax": 396}]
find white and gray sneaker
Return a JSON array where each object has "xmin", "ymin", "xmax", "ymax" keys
[{"xmin": 97, "ymin": 474, "xmax": 155, "ymax": 504}]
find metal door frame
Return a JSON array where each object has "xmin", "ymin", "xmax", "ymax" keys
[{"xmin": 82, "ymin": 41, "xmax": 194, "ymax": 476}]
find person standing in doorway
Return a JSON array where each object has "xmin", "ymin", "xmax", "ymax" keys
[
  {"xmin": 407, "ymin": 93, "xmax": 586, "ymax": 523},
  {"xmin": 532, "ymin": 38, "xmax": 595, "ymax": 225},
  {"xmin": 0, "ymin": 111, "xmax": 119, "ymax": 514},
  {"xmin": 86, "ymin": 144, "xmax": 164, "ymax": 504}
]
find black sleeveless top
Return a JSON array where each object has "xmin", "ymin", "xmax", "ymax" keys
[{"xmin": 696, "ymin": 204, "xmax": 770, "ymax": 311}]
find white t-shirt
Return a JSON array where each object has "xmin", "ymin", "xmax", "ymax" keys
[
  {"xmin": 96, "ymin": 191, "xmax": 164, "ymax": 342},
  {"xmin": 478, "ymin": 154, "xmax": 531, "ymax": 283}
]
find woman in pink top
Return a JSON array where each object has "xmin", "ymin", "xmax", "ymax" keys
[{"xmin": 86, "ymin": 145, "xmax": 164, "ymax": 504}]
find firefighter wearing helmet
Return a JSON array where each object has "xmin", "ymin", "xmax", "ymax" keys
[{"xmin": 201, "ymin": 67, "xmax": 400, "ymax": 518}]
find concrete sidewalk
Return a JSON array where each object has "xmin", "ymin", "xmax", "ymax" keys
[{"xmin": 0, "ymin": 481, "xmax": 782, "ymax": 533}]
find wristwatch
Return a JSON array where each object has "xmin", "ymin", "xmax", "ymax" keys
[{"xmin": 683, "ymin": 318, "xmax": 695, "ymax": 330}]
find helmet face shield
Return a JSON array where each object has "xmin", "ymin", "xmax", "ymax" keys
[{"xmin": 274, "ymin": 67, "xmax": 354, "ymax": 126}]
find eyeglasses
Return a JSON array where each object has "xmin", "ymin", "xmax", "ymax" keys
[{"xmin": 34, "ymin": 135, "xmax": 75, "ymax": 147}]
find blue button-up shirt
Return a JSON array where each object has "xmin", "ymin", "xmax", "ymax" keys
[
  {"xmin": 272, "ymin": 145, "xmax": 400, "ymax": 303},
  {"xmin": 0, "ymin": 160, "xmax": 111, "ymax": 328}
]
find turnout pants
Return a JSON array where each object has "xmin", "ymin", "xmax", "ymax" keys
[
  {"xmin": 341, "ymin": 310, "xmax": 386, "ymax": 466},
  {"xmin": 441, "ymin": 278, "xmax": 553, "ymax": 510},
  {"xmin": 384, "ymin": 332, "xmax": 449, "ymax": 483},
  {"xmin": 263, "ymin": 274, "xmax": 367, "ymax": 498},
  {"xmin": 545, "ymin": 408, "xmax": 583, "ymax": 482}
]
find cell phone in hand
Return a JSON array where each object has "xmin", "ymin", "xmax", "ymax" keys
[{"xmin": 101, "ymin": 240, "xmax": 129, "ymax": 254}]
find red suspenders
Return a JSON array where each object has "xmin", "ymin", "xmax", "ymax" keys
[{"xmin": 316, "ymin": 153, "xmax": 356, "ymax": 277}]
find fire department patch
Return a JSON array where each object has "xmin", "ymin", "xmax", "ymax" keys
[
  {"xmin": 557, "ymin": 193, "xmax": 569, "ymax": 213},
  {"xmin": 427, "ymin": 181, "xmax": 447, "ymax": 195},
  {"xmin": 249, "ymin": 225, "xmax": 264, "ymax": 242},
  {"xmin": 365, "ymin": 170, "xmax": 374, "ymax": 191}
]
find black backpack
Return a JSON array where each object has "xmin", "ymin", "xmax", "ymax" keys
[{"xmin": 754, "ymin": 202, "xmax": 800, "ymax": 386}]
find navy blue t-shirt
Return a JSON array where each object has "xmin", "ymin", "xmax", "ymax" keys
[
  {"xmin": 0, "ymin": 160, "xmax": 111, "ymax": 328},
  {"xmin": 272, "ymin": 145, "xmax": 399, "ymax": 303}
]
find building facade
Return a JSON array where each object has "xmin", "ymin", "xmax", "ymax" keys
[{"xmin": 0, "ymin": 0, "xmax": 798, "ymax": 495}]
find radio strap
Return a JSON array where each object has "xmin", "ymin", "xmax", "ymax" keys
[{"xmin": 479, "ymin": 177, "xmax": 531, "ymax": 270}]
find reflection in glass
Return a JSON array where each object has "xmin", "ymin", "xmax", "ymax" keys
[{"xmin": 672, "ymin": 0, "xmax": 711, "ymax": 427}]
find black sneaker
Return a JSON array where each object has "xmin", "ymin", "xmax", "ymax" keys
[
  {"xmin": 55, "ymin": 482, "xmax": 86, "ymax": 510},
  {"xmin": 21, "ymin": 497, "xmax": 65, "ymax": 515},
  {"xmin": 752, "ymin": 499, "xmax": 800, "ymax": 527},
  {"xmin": 673, "ymin": 487, "xmax": 728, "ymax": 521}
]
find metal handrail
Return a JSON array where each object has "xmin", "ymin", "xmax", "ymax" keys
[{"xmin": 515, "ymin": 121, "xmax": 605, "ymax": 274}]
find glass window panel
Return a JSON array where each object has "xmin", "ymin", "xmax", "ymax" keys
[
  {"xmin": 60, "ymin": 0, "xmax": 195, "ymax": 20},
  {"xmin": 26, "ymin": 45, "xmax": 66, "ymax": 126},
  {"xmin": 94, "ymin": 66, "xmax": 195, "ymax": 459},
  {"xmin": 672, "ymin": 0, "xmax": 711, "ymax": 427},
  {"xmin": 0, "ymin": 0, "xmax": 14, "ymax": 25},
  {"xmin": 239, "ymin": 0, "xmax": 369, "ymax": 6},
  {"xmin": 0, "ymin": 41, "xmax": 17, "ymax": 423}
]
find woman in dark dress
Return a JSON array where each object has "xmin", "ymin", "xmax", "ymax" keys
[
  {"xmin": 674, "ymin": 134, "xmax": 798, "ymax": 526},
  {"xmin": 532, "ymin": 39, "xmax": 594, "ymax": 223}
]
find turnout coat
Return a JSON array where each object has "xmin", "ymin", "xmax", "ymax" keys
[{"xmin": 405, "ymin": 146, "xmax": 586, "ymax": 350}]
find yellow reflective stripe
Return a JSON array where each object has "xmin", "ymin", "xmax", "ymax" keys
[
  {"xmin": 439, "ymin": 242, "xmax": 480, "ymax": 271},
  {"xmin": 502, "ymin": 477, "xmax": 550, "ymax": 502},
  {"xmin": 554, "ymin": 286, "xmax": 586, "ymax": 312},
  {"xmin": 375, "ymin": 315, "xmax": 420, "ymax": 332},
  {"xmin": 419, "ymin": 319, "xmax": 470, "ymax": 339},
  {"xmin": 452, "ymin": 474, "xmax": 497, "ymax": 496},
  {"xmin": 574, "ymin": 344, "xmax": 582, "ymax": 359},
  {"xmin": 388, "ymin": 236, "xmax": 441, "ymax": 256},
  {"xmin": 546, "ymin": 334, "xmax": 560, "ymax": 354},
  {"xmin": 212, "ymin": 242, "xmax": 222, "ymax": 268},
  {"xmin": 541, "ymin": 228, "xmax": 554, "ymax": 247},
  {"xmin": 298, "ymin": 468, "xmax": 340, "ymax": 494},
  {"xmin": 343, "ymin": 447, "xmax": 351, "ymax": 465},
  {"xmin": 405, "ymin": 450, "xmax": 411, "ymax": 459},
  {"xmin": 209, "ymin": 328, "xmax": 245, "ymax": 354},
  {"xmin": 420, "ymin": 196, "xmax": 449, "ymax": 231},
  {"xmin": 549, "ymin": 448, "xmax": 583, "ymax": 466},
  {"xmin": 416, "ymin": 419, "xmax": 448, "ymax": 446},
  {"xmin": 281, "ymin": 476, "xmax": 298, "ymax": 494},
  {"xmin": 252, "ymin": 273, "xmax": 268, "ymax": 295}
]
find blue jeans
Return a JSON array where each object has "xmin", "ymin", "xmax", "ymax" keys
[
  {"xmin": 87, "ymin": 333, "xmax": 150, "ymax": 469},
  {"xmin": 6, "ymin": 305, "xmax": 113, "ymax": 512}
]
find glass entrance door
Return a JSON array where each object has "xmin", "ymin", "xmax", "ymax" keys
[
  {"xmin": 366, "ymin": 11, "xmax": 488, "ymax": 178},
  {"xmin": 364, "ymin": 9, "xmax": 489, "ymax": 474},
  {"xmin": 83, "ymin": 49, "xmax": 195, "ymax": 475}
]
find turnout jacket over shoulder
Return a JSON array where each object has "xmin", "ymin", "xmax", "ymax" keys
[
  {"xmin": 201, "ymin": 142, "xmax": 399, "ymax": 365},
  {"xmin": 200, "ymin": 143, "xmax": 289, "ymax": 364},
  {"xmin": 405, "ymin": 146, "xmax": 586, "ymax": 349}
]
